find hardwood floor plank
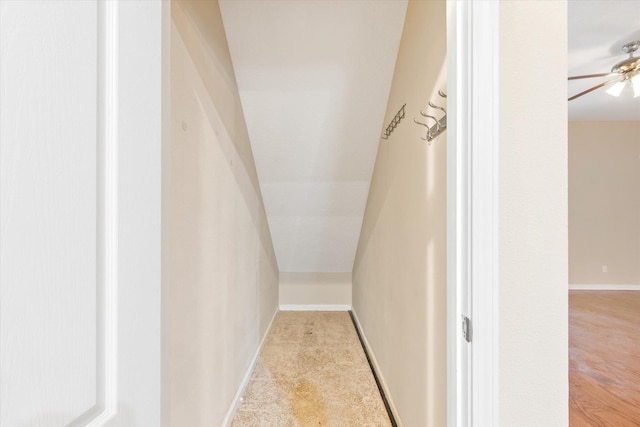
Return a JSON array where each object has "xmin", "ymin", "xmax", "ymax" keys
[{"xmin": 570, "ymin": 291, "xmax": 640, "ymax": 426}]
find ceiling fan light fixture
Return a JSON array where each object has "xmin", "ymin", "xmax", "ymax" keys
[
  {"xmin": 606, "ymin": 81, "xmax": 626, "ymax": 97},
  {"xmin": 568, "ymin": 40, "xmax": 640, "ymax": 101},
  {"xmin": 632, "ymin": 74, "xmax": 640, "ymax": 98}
]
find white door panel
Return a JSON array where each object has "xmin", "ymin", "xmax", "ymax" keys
[
  {"xmin": 0, "ymin": 1, "xmax": 168, "ymax": 425},
  {"xmin": 1, "ymin": 1, "xmax": 98, "ymax": 425}
]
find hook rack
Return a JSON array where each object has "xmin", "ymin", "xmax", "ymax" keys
[
  {"xmin": 381, "ymin": 104, "xmax": 406, "ymax": 140},
  {"xmin": 414, "ymin": 90, "xmax": 447, "ymax": 144}
]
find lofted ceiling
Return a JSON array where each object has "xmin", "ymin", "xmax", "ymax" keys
[
  {"xmin": 568, "ymin": 0, "xmax": 640, "ymax": 121},
  {"xmin": 219, "ymin": 1, "xmax": 407, "ymax": 273}
]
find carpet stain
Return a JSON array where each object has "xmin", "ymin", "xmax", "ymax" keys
[
  {"xmin": 291, "ymin": 379, "xmax": 329, "ymax": 426},
  {"xmin": 230, "ymin": 311, "xmax": 392, "ymax": 426}
]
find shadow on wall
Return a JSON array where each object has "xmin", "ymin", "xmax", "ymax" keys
[
  {"xmin": 173, "ymin": 0, "xmax": 268, "ymax": 213},
  {"xmin": 169, "ymin": 1, "xmax": 279, "ymax": 426},
  {"xmin": 351, "ymin": 1, "xmax": 448, "ymax": 426},
  {"xmin": 172, "ymin": 0, "xmax": 276, "ymax": 265},
  {"xmin": 354, "ymin": 51, "xmax": 447, "ymax": 249}
]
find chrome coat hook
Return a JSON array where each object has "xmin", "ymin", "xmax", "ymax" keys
[
  {"xmin": 413, "ymin": 87, "xmax": 447, "ymax": 144},
  {"xmin": 420, "ymin": 111, "xmax": 440, "ymax": 132},
  {"xmin": 428, "ymin": 101, "xmax": 446, "ymax": 116},
  {"xmin": 413, "ymin": 117, "xmax": 430, "ymax": 129},
  {"xmin": 413, "ymin": 118, "xmax": 432, "ymax": 140}
]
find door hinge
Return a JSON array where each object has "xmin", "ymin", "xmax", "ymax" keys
[{"xmin": 462, "ymin": 315, "xmax": 472, "ymax": 343}]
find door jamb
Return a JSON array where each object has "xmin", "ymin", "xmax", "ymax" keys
[{"xmin": 447, "ymin": 2, "xmax": 500, "ymax": 426}]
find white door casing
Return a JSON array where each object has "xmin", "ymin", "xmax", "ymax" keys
[
  {"xmin": 0, "ymin": 1, "xmax": 169, "ymax": 425},
  {"xmin": 447, "ymin": 1, "xmax": 500, "ymax": 427}
]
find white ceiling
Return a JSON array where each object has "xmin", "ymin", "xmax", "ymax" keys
[
  {"xmin": 568, "ymin": 0, "xmax": 640, "ymax": 121},
  {"xmin": 219, "ymin": 1, "xmax": 407, "ymax": 272}
]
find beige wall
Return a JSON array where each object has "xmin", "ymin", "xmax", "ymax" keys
[
  {"xmin": 280, "ymin": 272, "xmax": 352, "ymax": 307},
  {"xmin": 352, "ymin": 1, "xmax": 447, "ymax": 425},
  {"xmin": 569, "ymin": 121, "xmax": 640, "ymax": 285},
  {"xmin": 169, "ymin": 1, "xmax": 279, "ymax": 425},
  {"xmin": 499, "ymin": 2, "xmax": 568, "ymax": 425}
]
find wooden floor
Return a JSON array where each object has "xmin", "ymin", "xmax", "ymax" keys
[{"xmin": 570, "ymin": 291, "xmax": 640, "ymax": 427}]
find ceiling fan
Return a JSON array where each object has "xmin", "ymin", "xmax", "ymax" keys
[{"xmin": 568, "ymin": 40, "xmax": 640, "ymax": 101}]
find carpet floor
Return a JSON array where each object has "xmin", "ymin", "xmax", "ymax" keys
[{"xmin": 231, "ymin": 311, "xmax": 392, "ymax": 426}]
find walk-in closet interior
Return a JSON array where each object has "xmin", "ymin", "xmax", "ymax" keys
[{"xmin": 169, "ymin": 0, "xmax": 446, "ymax": 425}]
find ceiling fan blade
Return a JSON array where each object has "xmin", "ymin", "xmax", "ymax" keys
[
  {"xmin": 568, "ymin": 76, "xmax": 624, "ymax": 101},
  {"xmin": 568, "ymin": 72, "xmax": 619, "ymax": 81}
]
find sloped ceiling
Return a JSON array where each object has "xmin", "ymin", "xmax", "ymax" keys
[
  {"xmin": 219, "ymin": 0, "xmax": 407, "ymax": 272},
  {"xmin": 569, "ymin": 0, "xmax": 640, "ymax": 121}
]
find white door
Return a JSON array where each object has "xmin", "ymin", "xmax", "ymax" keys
[{"xmin": 0, "ymin": 1, "xmax": 168, "ymax": 426}]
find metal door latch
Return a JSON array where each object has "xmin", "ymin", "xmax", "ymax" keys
[{"xmin": 462, "ymin": 315, "xmax": 472, "ymax": 343}]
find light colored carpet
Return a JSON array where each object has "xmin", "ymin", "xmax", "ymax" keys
[{"xmin": 231, "ymin": 311, "xmax": 393, "ymax": 427}]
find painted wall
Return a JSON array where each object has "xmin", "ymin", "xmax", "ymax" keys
[
  {"xmin": 499, "ymin": 2, "xmax": 568, "ymax": 426},
  {"xmin": 279, "ymin": 272, "xmax": 351, "ymax": 307},
  {"xmin": 569, "ymin": 121, "xmax": 640, "ymax": 286},
  {"xmin": 352, "ymin": 1, "xmax": 447, "ymax": 425},
  {"xmin": 169, "ymin": 1, "xmax": 279, "ymax": 425}
]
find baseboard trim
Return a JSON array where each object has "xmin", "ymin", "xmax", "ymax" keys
[
  {"xmin": 569, "ymin": 284, "xmax": 640, "ymax": 291},
  {"xmin": 350, "ymin": 309, "xmax": 403, "ymax": 427},
  {"xmin": 279, "ymin": 304, "xmax": 352, "ymax": 311},
  {"xmin": 221, "ymin": 308, "xmax": 278, "ymax": 426}
]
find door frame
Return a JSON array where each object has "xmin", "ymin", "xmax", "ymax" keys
[
  {"xmin": 91, "ymin": 1, "xmax": 170, "ymax": 425},
  {"xmin": 447, "ymin": 1, "xmax": 500, "ymax": 426}
]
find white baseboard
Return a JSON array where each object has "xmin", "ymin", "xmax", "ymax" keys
[
  {"xmin": 350, "ymin": 309, "xmax": 403, "ymax": 427},
  {"xmin": 279, "ymin": 304, "xmax": 352, "ymax": 311},
  {"xmin": 569, "ymin": 284, "xmax": 640, "ymax": 291},
  {"xmin": 221, "ymin": 308, "xmax": 278, "ymax": 426}
]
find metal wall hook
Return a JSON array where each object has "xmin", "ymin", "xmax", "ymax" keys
[
  {"xmin": 420, "ymin": 111, "xmax": 441, "ymax": 132},
  {"xmin": 428, "ymin": 101, "xmax": 446, "ymax": 116},
  {"xmin": 381, "ymin": 103, "xmax": 406, "ymax": 140},
  {"xmin": 414, "ymin": 118, "xmax": 433, "ymax": 141},
  {"xmin": 413, "ymin": 88, "xmax": 447, "ymax": 144},
  {"xmin": 413, "ymin": 118, "xmax": 430, "ymax": 129},
  {"xmin": 414, "ymin": 120, "xmax": 432, "ymax": 139}
]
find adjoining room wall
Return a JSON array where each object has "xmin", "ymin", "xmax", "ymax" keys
[
  {"xmin": 352, "ymin": 1, "xmax": 447, "ymax": 425},
  {"xmin": 569, "ymin": 121, "xmax": 640, "ymax": 287},
  {"xmin": 499, "ymin": 1, "xmax": 568, "ymax": 425},
  {"xmin": 170, "ymin": 1, "xmax": 279, "ymax": 425}
]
